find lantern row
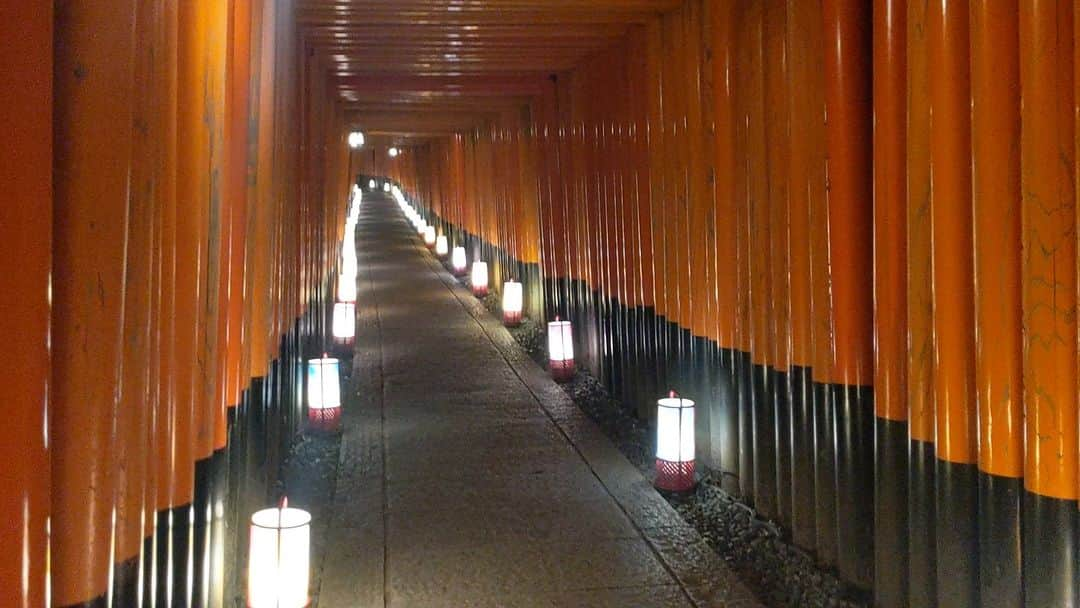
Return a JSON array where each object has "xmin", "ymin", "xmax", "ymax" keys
[{"xmin": 390, "ymin": 183, "xmax": 696, "ymax": 495}]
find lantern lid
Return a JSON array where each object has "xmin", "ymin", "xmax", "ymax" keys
[
  {"xmin": 658, "ymin": 394, "xmax": 694, "ymax": 409},
  {"xmin": 251, "ymin": 499, "xmax": 312, "ymax": 530}
]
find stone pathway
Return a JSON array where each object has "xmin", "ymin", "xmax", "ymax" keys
[{"xmin": 312, "ymin": 192, "xmax": 760, "ymax": 607}]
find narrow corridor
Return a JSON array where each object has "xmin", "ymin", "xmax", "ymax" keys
[{"xmin": 311, "ymin": 192, "xmax": 757, "ymax": 607}]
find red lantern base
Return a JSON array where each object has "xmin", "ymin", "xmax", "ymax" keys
[
  {"xmin": 472, "ymin": 286, "xmax": 488, "ymax": 297},
  {"xmin": 426, "ymin": 242, "xmax": 436, "ymax": 250},
  {"xmin": 654, "ymin": 458, "xmax": 696, "ymax": 493},
  {"xmin": 307, "ymin": 407, "xmax": 341, "ymax": 433},
  {"xmin": 503, "ymin": 310, "xmax": 522, "ymax": 327},
  {"xmin": 453, "ymin": 267, "xmax": 467, "ymax": 277},
  {"xmin": 549, "ymin": 358, "xmax": 574, "ymax": 382}
]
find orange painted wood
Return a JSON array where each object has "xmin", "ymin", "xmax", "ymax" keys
[
  {"xmin": 970, "ymin": 0, "xmax": 1022, "ymax": 478},
  {"xmin": 52, "ymin": 0, "xmax": 136, "ymax": 601},
  {"xmin": 928, "ymin": 0, "xmax": 976, "ymax": 465},
  {"xmin": 872, "ymin": 0, "xmax": 907, "ymax": 421},
  {"xmin": 1020, "ymin": 0, "xmax": 1077, "ymax": 499},
  {"xmin": 0, "ymin": 1, "xmax": 51, "ymax": 604},
  {"xmin": 905, "ymin": 0, "xmax": 935, "ymax": 444},
  {"xmin": 822, "ymin": 0, "xmax": 873, "ymax": 388}
]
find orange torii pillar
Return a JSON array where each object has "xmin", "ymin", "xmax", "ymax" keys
[
  {"xmin": 52, "ymin": 0, "xmax": 136, "ymax": 605},
  {"xmin": 0, "ymin": 2, "xmax": 51, "ymax": 606},
  {"xmin": 822, "ymin": 0, "xmax": 874, "ymax": 590},
  {"xmin": 905, "ymin": 0, "xmax": 937, "ymax": 602},
  {"xmin": 871, "ymin": 0, "xmax": 908, "ymax": 605},
  {"xmin": 971, "ymin": 2, "xmax": 1023, "ymax": 606},
  {"xmin": 1020, "ymin": 1, "xmax": 1078, "ymax": 604}
]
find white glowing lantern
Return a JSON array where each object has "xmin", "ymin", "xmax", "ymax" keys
[
  {"xmin": 502, "ymin": 280, "xmax": 523, "ymax": 326},
  {"xmin": 423, "ymin": 225, "xmax": 436, "ymax": 248},
  {"xmin": 383, "ymin": 182, "xmax": 390, "ymax": 193},
  {"xmin": 417, "ymin": 220, "xmax": 427, "ymax": 236},
  {"xmin": 435, "ymin": 235, "xmax": 449, "ymax": 258},
  {"xmin": 388, "ymin": 146, "xmax": 400, "ymax": 157},
  {"xmin": 654, "ymin": 392, "xmax": 696, "ymax": 493},
  {"xmin": 341, "ymin": 250, "xmax": 357, "ymax": 278},
  {"xmin": 337, "ymin": 273, "xmax": 357, "ymax": 303},
  {"xmin": 306, "ymin": 355, "xmax": 342, "ymax": 431},
  {"xmin": 332, "ymin": 302, "xmax": 356, "ymax": 346},
  {"xmin": 248, "ymin": 498, "xmax": 311, "ymax": 608},
  {"xmin": 471, "ymin": 261, "xmax": 489, "ymax": 296},
  {"xmin": 451, "ymin": 246, "xmax": 467, "ymax": 276},
  {"xmin": 368, "ymin": 179, "xmax": 376, "ymax": 189},
  {"xmin": 547, "ymin": 318, "xmax": 574, "ymax": 382}
]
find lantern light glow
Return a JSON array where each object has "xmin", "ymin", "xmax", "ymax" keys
[
  {"xmin": 337, "ymin": 273, "xmax": 357, "ymax": 303},
  {"xmin": 332, "ymin": 302, "xmax": 356, "ymax": 343},
  {"xmin": 547, "ymin": 318, "xmax": 574, "ymax": 382},
  {"xmin": 423, "ymin": 225, "xmax": 436, "ymax": 248},
  {"xmin": 435, "ymin": 235, "xmax": 449, "ymax": 257},
  {"xmin": 502, "ymin": 280, "xmax": 523, "ymax": 326},
  {"xmin": 368, "ymin": 179, "xmax": 376, "ymax": 189},
  {"xmin": 347, "ymin": 131, "xmax": 364, "ymax": 149},
  {"xmin": 470, "ymin": 261, "xmax": 489, "ymax": 296},
  {"xmin": 654, "ymin": 392, "xmax": 696, "ymax": 493},
  {"xmin": 383, "ymin": 182, "xmax": 390, "ymax": 192},
  {"xmin": 248, "ymin": 499, "xmax": 311, "ymax": 608},
  {"xmin": 306, "ymin": 355, "xmax": 342, "ymax": 431},
  {"xmin": 451, "ymin": 246, "xmax": 467, "ymax": 275},
  {"xmin": 388, "ymin": 146, "xmax": 400, "ymax": 157}
]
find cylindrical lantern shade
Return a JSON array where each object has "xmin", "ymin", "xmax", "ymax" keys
[
  {"xmin": 416, "ymin": 221, "xmax": 426, "ymax": 236},
  {"xmin": 547, "ymin": 318, "xmax": 574, "ymax": 382},
  {"xmin": 435, "ymin": 235, "xmax": 449, "ymax": 258},
  {"xmin": 248, "ymin": 500, "xmax": 311, "ymax": 608},
  {"xmin": 655, "ymin": 392, "xmax": 696, "ymax": 493},
  {"xmin": 451, "ymin": 246, "xmax": 467, "ymax": 276},
  {"xmin": 336, "ymin": 273, "xmax": 357, "ymax": 303},
  {"xmin": 382, "ymin": 182, "xmax": 390, "ymax": 192},
  {"xmin": 471, "ymin": 261, "xmax": 488, "ymax": 296},
  {"xmin": 307, "ymin": 356, "xmax": 342, "ymax": 431},
  {"xmin": 502, "ymin": 280, "xmax": 523, "ymax": 326},
  {"xmin": 423, "ymin": 225, "xmax": 436, "ymax": 247},
  {"xmin": 368, "ymin": 179, "xmax": 376, "ymax": 189},
  {"xmin": 332, "ymin": 302, "xmax": 356, "ymax": 348},
  {"xmin": 341, "ymin": 251, "xmax": 357, "ymax": 278}
]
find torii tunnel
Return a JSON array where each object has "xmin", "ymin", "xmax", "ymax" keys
[{"xmin": 3, "ymin": 1, "xmax": 1080, "ymax": 607}]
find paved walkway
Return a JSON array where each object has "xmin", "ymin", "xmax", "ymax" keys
[{"xmin": 314, "ymin": 192, "xmax": 759, "ymax": 607}]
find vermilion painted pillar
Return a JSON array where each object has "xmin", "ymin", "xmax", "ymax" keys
[
  {"xmin": 52, "ymin": 0, "xmax": 136, "ymax": 604},
  {"xmin": 1020, "ymin": 1, "xmax": 1078, "ymax": 604},
  {"xmin": 821, "ymin": 0, "xmax": 874, "ymax": 589},
  {"xmin": 871, "ymin": 0, "xmax": 908, "ymax": 605},
  {"xmin": 0, "ymin": 3, "xmax": 51, "ymax": 606},
  {"xmin": 927, "ymin": 2, "xmax": 978, "ymax": 604},
  {"xmin": 970, "ymin": 2, "xmax": 1023, "ymax": 606},
  {"xmin": 905, "ymin": 1, "xmax": 937, "ymax": 603}
]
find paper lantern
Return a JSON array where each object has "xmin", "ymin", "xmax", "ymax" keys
[
  {"xmin": 341, "ymin": 251, "xmax": 357, "ymax": 278},
  {"xmin": 368, "ymin": 179, "xmax": 376, "ymax": 189},
  {"xmin": 655, "ymin": 392, "xmax": 696, "ymax": 493},
  {"xmin": 547, "ymin": 318, "xmax": 574, "ymax": 382},
  {"xmin": 382, "ymin": 182, "xmax": 390, "ymax": 193},
  {"xmin": 336, "ymin": 273, "xmax": 356, "ymax": 303},
  {"xmin": 416, "ymin": 220, "xmax": 427, "ymax": 236},
  {"xmin": 423, "ymin": 225, "xmax": 436, "ymax": 248},
  {"xmin": 435, "ymin": 235, "xmax": 449, "ymax": 258},
  {"xmin": 502, "ymin": 279, "xmax": 523, "ymax": 326},
  {"xmin": 451, "ymin": 246, "xmax": 467, "ymax": 276},
  {"xmin": 248, "ymin": 498, "xmax": 311, "ymax": 608},
  {"xmin": 306, "ymin": 356, "xmax": 341, "ymax": 431},
  {"xmin": 470, "ymin": 261, "xmax": 488, "ymax": 296},
  {"xmin": 332, "ymin": 302, "xmax": 355, "ymax": 349}
]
